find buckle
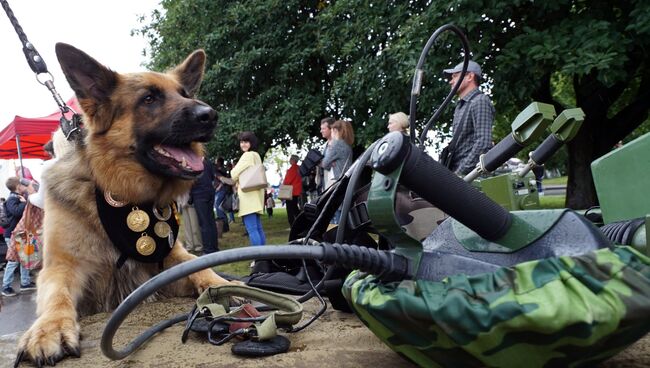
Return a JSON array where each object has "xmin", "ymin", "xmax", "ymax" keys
[
  {"xmin": 302, "ymin": 203, "xmax": 318, "ymax": 222},
  {"xmin": 347, "ymin": 202, "xmax": 370, "ymax": 231}
]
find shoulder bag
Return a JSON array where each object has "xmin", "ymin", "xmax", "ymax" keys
[
  {"xmin": 278, "ymin": 184, "xmax": 293, "ymax": 200},
  {"xmin": 12, "ymin": 202, "xmax": 44, "ymax": 270},
  {"xmin": 239, "ymin": 163, "xmax": 268, "ymax": 192}
]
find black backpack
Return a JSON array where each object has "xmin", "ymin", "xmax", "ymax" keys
[{"xmin": 0, "ymin": 201, "xmax": 10, "ymax": 228}]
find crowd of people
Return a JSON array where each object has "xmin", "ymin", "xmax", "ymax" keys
[{"xmin": 1, "ymin": 58, "xmax": 497, "ymax": 296}]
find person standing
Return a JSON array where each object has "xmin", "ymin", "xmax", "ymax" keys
[
  {"xmin": 317, "ymin": 117, "xmax": 335, "ymax": 194},
  {"xmin": 320, "ymin": 120, "xmax": 354, "ymax": 224},
  {"xmin": 387, "ymin": 112, "xmax": 409, "ymax": 134},
  {"xmin": 231, "ymin": 131, "xmax": 266, "ymax": 246},
  {"xmin": 265, "ymin": 191, "xmax": 274, "ymax": 218},
  {"xmin": 2, "ymin": 177, "xmax": 36, "ymax": 296},
  {"xmin": 283, "ymin": 154, "xmax": 303, "ymax": 226},
  {"xmin": 190, "ymin": 157, "xmax": 219, "ymax": 254},
  {"xmin": 213, "ymin": 157, "xmax": 232, "ymax": 233},
  {"xmin": 442, "ymin": 60, "xmax": 495, "ymax": 176}
]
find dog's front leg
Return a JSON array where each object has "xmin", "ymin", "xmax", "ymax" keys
[
  {"xmin": 16, "ymin": 252, "xmax": 85, "ymax": 366},
  {"xmin": 164, "ymin": 242, "xmax": 231, "ymax": 295}
]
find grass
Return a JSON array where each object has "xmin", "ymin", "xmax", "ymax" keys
[
  {"xmin": 215, "ymin": 205, "xmax": 291, "ymax": 277},
  {"xmin": 543, "ymin": 176, "xmax": 567, "ymax": 186},
  {"xmin": 539, "ymin": 195, "xmax": 566, "ymax": 209}
]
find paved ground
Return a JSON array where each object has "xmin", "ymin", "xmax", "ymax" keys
[
  {"xmin": 542, "ymin": 184, "xmax": 566, "ymax": 196},
  {"xmin": 0, "ymin": 269, "xmax": 37, "ymax": 336}
]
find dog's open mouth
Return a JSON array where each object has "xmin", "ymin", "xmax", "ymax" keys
[{"xmin": 148, "ymin": 144, "xmax": 204, "ymax": 178}]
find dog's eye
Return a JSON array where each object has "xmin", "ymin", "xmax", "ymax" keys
[{"xmin": 143, "ymin": 95, "xmax": 155, "ymax": 104}]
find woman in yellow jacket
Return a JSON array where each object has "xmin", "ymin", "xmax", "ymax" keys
[{"xmin": 230, "ymin": 131, "xmax": 266, "ymax": 245}]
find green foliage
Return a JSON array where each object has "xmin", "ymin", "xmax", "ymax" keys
[{"xmin": 138, "ymin": 0, "xmax": 650, "ymax": 207}]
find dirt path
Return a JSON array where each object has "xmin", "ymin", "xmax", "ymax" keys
[{"xmin": 2, "ymin": 297, "xmax": 650, "ymax": 368}]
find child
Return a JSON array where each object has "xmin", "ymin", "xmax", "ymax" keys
[{"xmin": 265, "ymin": 192, "xmax": 274, "ymax": 218}]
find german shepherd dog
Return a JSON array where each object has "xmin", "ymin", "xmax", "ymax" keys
[{"xmin": 15, "ymin": 44, "xmax": 231, "ymax": 366}]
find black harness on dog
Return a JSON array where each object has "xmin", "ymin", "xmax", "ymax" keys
[{"xmin": 95, "ymin": 188, "xmax": 179, "ymax": 269}]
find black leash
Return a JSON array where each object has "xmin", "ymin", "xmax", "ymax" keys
[{"xmin": 1, "ymin": 0, "xmax": 83, "ymax": 142}]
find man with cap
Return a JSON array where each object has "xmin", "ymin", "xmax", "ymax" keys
[
  {"xmin": 283, "ymin": 154, "xmax": 303, "ymax": 226},
  {"xmin": 442, "ymin": 60, "xmax": 495, "ymax": 175}
]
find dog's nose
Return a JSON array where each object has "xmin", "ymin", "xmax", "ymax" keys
[{"xmin": 193, "ymin": 104, "xmax": 217, "ymax": 125}]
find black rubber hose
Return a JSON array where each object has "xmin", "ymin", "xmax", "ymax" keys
[
  {"xmin": 399, "ymin": 143, "xmax": 512, "ymax": 241},
  {"xmin": 600, "ymin": 218, "xmax": 645, "ymax": 245},
  {"xmin": 408, "ymin": 24, "xmax": 471, "ymax": 146},
  {"xmin": 482, "ymin": 134, "xmax": 524, "ymax": 172},
  {"xmin": 530, "ymin": 135, "xmax": 563, "ymax": 165},
  {"xmin": 101, "ymin": 244, "xmax": 410, "ymax": 360}
]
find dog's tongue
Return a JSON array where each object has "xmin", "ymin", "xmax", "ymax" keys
[{"xmin": 159, "ymin": 145, "xmax": 204, "ymax": 171}]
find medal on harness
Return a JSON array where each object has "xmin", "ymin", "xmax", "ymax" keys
[
  {"xmin": 154, "ymin": 221, "xmax": 172, "ymax": 238},
  {"xmin": 136, "ymin": 233, "xmax": 156, "ymax": 256},
  {"xmin": 127, "ymin": 207, "xmax": 150, "ymax": 232}
]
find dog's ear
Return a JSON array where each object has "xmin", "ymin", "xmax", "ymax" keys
[
  {"xmin": 55, "ymin": 43, "xmax": 118, "ymax": 102},
  {"xmin": 171, "ymin": 50, "xmax": 206, "ymax": 97}
]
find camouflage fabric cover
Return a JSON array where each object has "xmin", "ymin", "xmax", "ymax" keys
[{"xmin": 342, "ymin": 246, "xmax": 650, "ymax": 367}]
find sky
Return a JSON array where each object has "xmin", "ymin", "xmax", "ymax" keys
[
  {"xmin": 0, "ymin": 0, "xmax": 160, "ymax": 191},
  {"xmin": 0, "ymin": 0, "xmax": 160, "ymax": 127}
]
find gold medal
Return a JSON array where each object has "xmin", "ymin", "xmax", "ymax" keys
[
  {"xmin": 136, "ymin": 233, "xmax": 156, "ymax": 256},
  {"xmin": 154, "ymin": 221, "xmax": 171, "ymax": 238},
  {"xmin": 127, "ymin": 207, "xmax": 150, "ymax": 232}
]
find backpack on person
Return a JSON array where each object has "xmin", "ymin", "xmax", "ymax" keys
[{"xmin": 0, "ymin": 201, "xmax": 11, "ymax": 228}]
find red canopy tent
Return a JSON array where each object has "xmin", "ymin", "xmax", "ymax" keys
[{"xmin": 0, "ymin": 97, "xmax": 79, "ymax": 160}]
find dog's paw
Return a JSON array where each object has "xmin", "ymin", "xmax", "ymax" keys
[
  {"xmin": 15, "ymin": 316, "xmax": 80, "ymax": 367},
  {"xmin": 189, "ymin": 269, "xmax": 231, "ymax": 294}
]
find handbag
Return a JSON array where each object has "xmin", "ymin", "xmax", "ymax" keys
[
  {"xmin": 12, "ymin": 202, "xmax": 44, "ymax": 270},
  {"xmin": 231, "ymin": 193, "xmax": 239, "ymax": 212},
  {"xmin": 299, "ymin": 149, "xmax": 324, "ymax": 177},
  {"xmin": 278, "ymin": 184, "xmax": 294, "ymax": 200},
  {"xmin": 239, "ymin": 163, "xmax": 268, "ymax": 192}
]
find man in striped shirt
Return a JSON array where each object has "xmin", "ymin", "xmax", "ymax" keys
[{"xmin": 443, "ymin": 60, "xmax": 495, "ymax": 175}]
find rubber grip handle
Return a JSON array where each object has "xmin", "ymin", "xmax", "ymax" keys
[
  {"xmin": 530, "ymin": 135, "xmax": 563, "ymax": 165},
  {"xmin": 482, "ymin": 134, "xmax": 525, "ymax": 172},
  {"xmin": 401, "ymin": 146, "xmax": 512, "ymax": 241}
]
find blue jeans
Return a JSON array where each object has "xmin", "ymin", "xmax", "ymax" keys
[
  {"xmin": 214, "ymin": 189, "xmax": 227, "ymax": 220},
  {"xmin": 2, "ymin": 237, "xmax": 31, "ymax": 289},
  {"xmin": 242, "ymin": 213, "xmax": 266, "ymax": 246}
]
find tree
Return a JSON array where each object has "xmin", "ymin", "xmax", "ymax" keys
[{"xmin": 139, "ymin": 0, "xmax": 650, "ymax": 208}]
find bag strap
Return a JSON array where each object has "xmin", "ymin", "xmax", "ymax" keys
[
  {"xmin": 447, "ymin": 91, "xmax": 480, "ymax": 152},
  {"xmin": 22, "ymin": 202, "xmax": 34, "ymax": 233}
]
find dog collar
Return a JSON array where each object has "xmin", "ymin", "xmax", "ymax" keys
[{"xmin": 95, "ymin": 188, "xmax": 179, "ymax": 268}]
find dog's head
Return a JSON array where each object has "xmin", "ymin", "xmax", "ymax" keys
[{"xmin": 55, "ymin": 43, "xmax": 216, "ymax": 182}]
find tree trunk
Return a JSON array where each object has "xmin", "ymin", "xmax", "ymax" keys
[{"xmin": 565, "ymin": 123, "xmax": 599, "ymax": 210}]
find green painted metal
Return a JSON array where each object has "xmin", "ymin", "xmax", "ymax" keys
[
  {"xmin": 591, "ymin": 132, "xmax": 650, "ymax": 224},
  {"xmin": 510, "ymin": 102, "xmax": 556, "ymax": 144},
  {"xmin": 549, "ymin": 108, "xmax": 584, "ymax": 142},
  {"xmin": 452, "ymin": 209, "xmax": 567, "ymax": 252},
  {"xmin": 366, "ymin": 163, "xmax": 422, "ymax": 271},
  {"xmin": 476, "ymin": 172, "xmax": 540, "ymax": 211},
  {"xmin": 647, "ymin": 215, "xmax": 650, "ymax": 256}
]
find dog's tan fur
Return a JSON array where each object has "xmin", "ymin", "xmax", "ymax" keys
[{"xmin": 16, "ymin": 44, "xmax": 230, "ymax": 365}]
